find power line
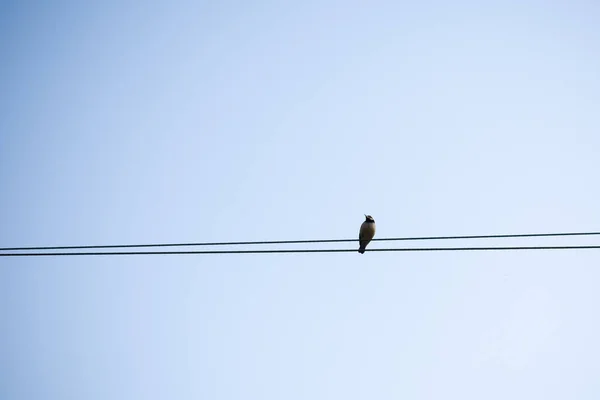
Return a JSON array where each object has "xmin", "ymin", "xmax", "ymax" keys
[
  {"xmin": 1, "ymin": 231, "xmax": 599, "ymax": 252},
  {"xmin": 1, "ymin": 245, "xmax": 600, "ymax": 257}
]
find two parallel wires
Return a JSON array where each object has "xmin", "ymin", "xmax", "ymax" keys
[{"xmin": 1, "ymin": 231, "xmax": 600, "ymax": 257}]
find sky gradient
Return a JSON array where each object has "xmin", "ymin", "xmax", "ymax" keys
[{"xmin": 1, "ymin": 1, "xmax": 600, "ymax": 399}]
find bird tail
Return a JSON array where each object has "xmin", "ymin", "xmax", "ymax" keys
[{"xmin": 358, "ymin": 246, "xmax": 365, "ymax": 254}]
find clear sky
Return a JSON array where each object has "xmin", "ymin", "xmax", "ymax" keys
[{"xmin": 1, "ymin": 1, "xmax": 600, "ymax": 398}]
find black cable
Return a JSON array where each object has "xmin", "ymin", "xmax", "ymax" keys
[
  {"xmin": 1, "ymin": 231, "xmax": 599, "ymax": 252},
  {"xmin": 1, "ymin": 245, "xmax": 600, "ymax": 257}
]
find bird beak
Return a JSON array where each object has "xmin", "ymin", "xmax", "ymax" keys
[{"xmin": 364, "ymin": 214, "xmax": 367, "ymax": 218}]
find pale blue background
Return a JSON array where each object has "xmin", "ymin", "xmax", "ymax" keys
[{"xmin": 1, "ymin": 1, "xmax": 600, "ymax": 398}]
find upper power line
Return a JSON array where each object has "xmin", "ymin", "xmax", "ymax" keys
[
  {"xmin": 0, "ymin": 230, "xmax": 599, "ymax": 253},
  {"xmin": 1, "ymin": 245, "xmax": 600, "ymax": 257}
]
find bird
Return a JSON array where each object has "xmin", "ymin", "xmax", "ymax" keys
[{"xmin": 358, "ymin": 215, "xmax": 376, "ymax": 254}]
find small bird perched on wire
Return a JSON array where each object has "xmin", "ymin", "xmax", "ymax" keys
[{"xmin": 358, "ymin": 215, "xmax": 376, "ymax": 254}]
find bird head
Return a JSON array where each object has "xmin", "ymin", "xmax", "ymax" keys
[{"xmin": 365, "ymin": 215, "xmax": 375, "ymax": 222}]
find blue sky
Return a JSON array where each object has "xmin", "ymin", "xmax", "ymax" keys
[{"xmin": 1, "ymin": 1, "xmax": 600, "ymax": 398}]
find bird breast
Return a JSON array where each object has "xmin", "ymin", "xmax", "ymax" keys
[{"xmin": 360, "ymin": 221, "xmax": 376, "ymax": 240}]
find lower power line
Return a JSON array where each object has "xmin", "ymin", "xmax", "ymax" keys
[{"xmin": 1, "ymin": 245, "xmax": 600, "ymax": 257}]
